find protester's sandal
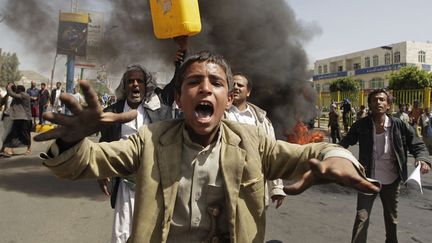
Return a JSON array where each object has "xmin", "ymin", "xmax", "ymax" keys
[
  {"xmin": 25, "ymin": 149, "xmax": 32, "ymax": 155},
  {"xmin": 0, "ymin": 152, "xmax": 12, "ymax": 158},
  {"xmin": 2, "ymin": 148, "xmax": 13, "ymax": 157}
]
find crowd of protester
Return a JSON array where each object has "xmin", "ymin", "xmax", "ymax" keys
[
  {"xmin": 0, "ymin": 49, "xmax": 430, "ymax": 243},
  {"xmin": 0, "ymin": 81, "xmax": 90, "ymax": 157}
]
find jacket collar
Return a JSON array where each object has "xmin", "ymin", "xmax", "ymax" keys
[
  {"xmin": 115, "ymin": 93, "xmax": 162, "ymax": 113},
  {"xmin": 143, "ymin": 93, "xmax": 162, "ymax": 111},
  {"xmin": 247, "ymin": 102, "xmax": 267, "ymax": 124}
]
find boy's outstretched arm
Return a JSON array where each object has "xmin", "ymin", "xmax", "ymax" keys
[
  {"xmin": 283, "ymin": 158, "xmax": 381, "ymax": 195},
  {"xmin": 34, "ymin": 80, "xmax": 137, "ymax": 144}
]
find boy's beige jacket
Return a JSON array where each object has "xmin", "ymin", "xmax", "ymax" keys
[{"xmin": 43, "ymin": 119, "xmax": 357, "ymax": 243}]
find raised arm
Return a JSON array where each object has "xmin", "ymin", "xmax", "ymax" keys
[
  {"xmin": 159, "ymin": 36, "xmax": 188, "ymax": 106},
  {"xmin": 6, "ymin": 83, "xmax": 24, "ymax": 99},
  {"xmin": 261, "ymin": 133, "xmax": 380, "ymax": 195}
]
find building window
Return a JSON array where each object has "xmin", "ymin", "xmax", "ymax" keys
[
  {"xmin": 365, "ymin": 57, "xmax": 370, "ymax": 68},
  {"xmin": 384, "ymin": 53, "xmax": 391, "ymax": 65},
  {"xmin": 393, "ymin": 51, "xmax": 400, "ymax": 63},
  {"xmin": 323, "ymin": 83, "xmax": 330, "ymax": 92},
  {"xmin": 373, "ymin": 55, "xmax": 379, "ymax": 66},
  {"xmin": 337, "ymin": 66, "xmax": 343, "ymax": 72},
  {"xmin": 356, "ymin": 80, "xmax": 365, "ymax": 90},
  {"xmin": 370, "ymin": 78, "xmax": 385, "ymax": 89},
  {"xmin": 418, "ymin": 51, "xmax": 426, "ymax": 63},
  {"xmin": 314, "ymin": 83, "xmax": 321, "ymax": 92},
  {"xmin": 353, "ymin": 63, "xmax": 361, "ymax": 70},
  {"xmin": 318, "ymin": 66, "xmax": 322, "ymax": 74},
  {"xmin": 323, "ymin": 65, "xmax": 328, "ymax": 74},
  {"xmin": 394, "ymin": 51, "xmax": 401, "ymax": 63}
]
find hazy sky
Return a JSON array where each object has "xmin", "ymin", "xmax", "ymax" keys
[
  {"xmin": 0, "ymin": 0, "xmax": 431, "ymax": 76},
  {"xmin": 287, "ymin": 0, "xmax": 432, "ymax": 65},
  {"xmin": 0, "ymin": 0, "xmax": 111, "ymax": 80}
]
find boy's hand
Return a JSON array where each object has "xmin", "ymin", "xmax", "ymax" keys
[
  {"xmin": 283, "ymin": 158, "xmax": 380, "ymax": 195},
  {"xmin": 34, "ymin": 80, "xmax": 137, "ymax": 143}
]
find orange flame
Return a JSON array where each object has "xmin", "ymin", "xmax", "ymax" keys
[{"xmin": 286, "ymin": 121, "xmax": 324, "ymax": 144}]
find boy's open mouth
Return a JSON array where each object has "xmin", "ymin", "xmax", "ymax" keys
[{"xmin": 195, "ymin": 102, "xmax": 214, "ymax": 121}]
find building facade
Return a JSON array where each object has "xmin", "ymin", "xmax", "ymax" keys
[{"xmin": 313, "ymin": 41, "xmax": 432, "ymax": 92}]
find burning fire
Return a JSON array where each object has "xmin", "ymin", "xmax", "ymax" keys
[{"xmin": 286, "ymin": 121, "xmax": 324, "ymax": 144}]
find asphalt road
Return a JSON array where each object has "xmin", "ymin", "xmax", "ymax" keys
[{"xmin": 0, "ymin": 128, "xmax": 431, "ymax": 243}]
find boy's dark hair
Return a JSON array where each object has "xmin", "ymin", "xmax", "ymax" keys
[
  {"xmin": 233, "ymin": 72, "xmax": 253, "ymax": 91},
  {"xmin": 175, "ymin": 51, "xmax": 233, "ymax": 94},
  {"xmin": 367, "ymin": 88, "xmax": 393, "ymax": 106}
]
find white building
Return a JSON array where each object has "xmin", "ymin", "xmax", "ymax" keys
[{"xmin": 313, "ymin": 41, "xmax": 432, "ymax": 92}]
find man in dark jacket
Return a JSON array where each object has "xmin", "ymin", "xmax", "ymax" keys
[
  {"xmin": 38, "ymin": 83, "xmax": 50, "ymax": 124},
  {"xmin": 339, "ymin": 89, "xmax": 431, "ymax": 243}
]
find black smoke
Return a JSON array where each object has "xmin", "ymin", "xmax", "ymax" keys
[
  {"xmin": 195, "ymin": 0, "xmax": 319, "ymax": 136},
  {"xmin": 2, "ymin": 0, "xmax": 320, "ymax": 136},
  {"xmin": 2, "ymin": 0, "xmax": 57, "ymax": 53},
  {"xmin": 104, "ymin": 0, "xmax": 320, "ymax": 136}
]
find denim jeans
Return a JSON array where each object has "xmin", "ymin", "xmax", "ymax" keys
[{"xmin": 38, "ymin": 105, "xmax": 47, "ymax": 124}]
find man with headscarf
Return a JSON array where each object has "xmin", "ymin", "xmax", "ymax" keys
[{"xmin": 97, "ymin": 65, "xmax": 172, "ymax": 243}]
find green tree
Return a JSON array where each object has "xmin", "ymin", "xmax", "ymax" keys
[
  {"xmin": 0, "ymin": 51, "xmax": 22, "ymax": 85},
  {"xmin": 387, "ymin": 66, "xmax": 432, "ymax": 90},
  {"xmin": 88, "ymin": 79, "xmax": 112, "ymax": 95},
  {"xmin": 329, "ymin": 77, "xmax": 360, "ymax": 92}
]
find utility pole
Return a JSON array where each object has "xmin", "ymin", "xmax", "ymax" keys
[{"xmin": 66, "ymin": 0, "xmax": 79, "ymax": 94}]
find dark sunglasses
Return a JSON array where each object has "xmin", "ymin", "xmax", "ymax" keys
[{"xmin": 127, "ymin": 78, "xmax": 146, "ymax": 84}]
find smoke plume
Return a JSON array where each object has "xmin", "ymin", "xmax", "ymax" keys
[
  {"xmin": 1, "ymin": 0, "xmax": 58, "ymax": 71},
  {"xmin": 2, "ymin": 0, "xmax": 320, "ymax": 136},
  {"xmin": 105, "ymin": 0, "xmax": 320, "ymax": 136},
  {"xmin": 196, "ymin": 0, "xmax": 319, "ymax": 136}
]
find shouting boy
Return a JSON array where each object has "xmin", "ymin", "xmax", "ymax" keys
[{"xmin": 36, "ymin": 51, "xmax": 379, "ymax": 243}]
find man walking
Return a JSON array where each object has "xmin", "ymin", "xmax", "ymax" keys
[
  {"xmin": 409, "ymin": 100, "xmax": 423, "ymax": 136},
  {"xmin": 37, "ymin": 83, "xmax": 49, "ymax": 124},
  {"xmin": 328, "ymin": 103, "xmax": 341, "ymax": 143},
  {"xmin": 2, "ymin": 84, "xmax": 32, "ymax": 156},
  {"xmin": 26, "ymin": 80, "xmax": 39, "ymax": 126},
  {"xmin": 50, "ymin": 82, "xmax": 64, "ymax": 113},
  {"xmin": 341, "ymin": 98, "xmax": 352, "ymax": 132},
  {"xmin": 225, "ymin": 73, "xmax": 286, "ymax": 208},
  {"xmin": 339, "ymin": 89, "xmax": 431, "ymax": 243}
]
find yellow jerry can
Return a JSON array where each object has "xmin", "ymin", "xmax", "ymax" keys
[
  {"xmin": 149, "ymin": 0, "xmax": 201, "ymax": 39},
  {"xmin": 35, "ymin": 124, "xmax": 55, "ymax": 133}
]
